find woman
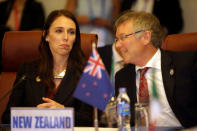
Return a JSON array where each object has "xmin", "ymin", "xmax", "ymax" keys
[{"xmin": 2, "ymin": 9, "xmax": 93, "ymax": 126}]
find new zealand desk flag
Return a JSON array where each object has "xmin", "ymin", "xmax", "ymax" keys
[{"xmin": 74, "ymin": 44, "xmax": 113, "ymax": 111}]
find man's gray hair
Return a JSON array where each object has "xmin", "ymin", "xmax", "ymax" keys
[{"xmin": 114, "ymin": 10, "xmax": 165, "ymax": 48}]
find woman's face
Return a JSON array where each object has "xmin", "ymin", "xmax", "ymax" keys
[{"xmin": 46, "ymin": 16, "xmax": 76, "ymax": 57}]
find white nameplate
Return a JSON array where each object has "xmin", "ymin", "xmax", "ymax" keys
[{"xmin": 11, "ymin": 107, "xmax": 74, "ymax": 131}]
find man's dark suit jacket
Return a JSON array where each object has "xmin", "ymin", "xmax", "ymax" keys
[
  {"xmin": 120, "ymin": 0, "xmax": 183, "ymax": 34},
  {"xmin": 0, "ymin": 0, "xmax": 45, "ymax": 31},
  {"xmin": 115, "ymin": 49, "xmax": 197, "ymax": 128},
  {"xmin": 2, "ymin": 60, "xmax": 93, "ymax": 127}
]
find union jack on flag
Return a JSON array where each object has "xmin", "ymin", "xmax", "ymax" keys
[
  {"xmin": 84, "ymin": 47, "xmax": 105, "ymax": 79},
  {"xmin": 74, "ymin": 45, "xmax": 113, "ymax": 111}
]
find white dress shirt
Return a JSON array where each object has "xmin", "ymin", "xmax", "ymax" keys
[
  {"xmin": 135, "ymin": 49, "xmax": 181, "ymax": 127},
  {"xmin": 131, "ymin": 0, "xmax": 154, "ymax": 13}
]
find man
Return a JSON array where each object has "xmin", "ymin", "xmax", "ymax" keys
[{"xmin": 114, "ymin": 10, "xmax": 197, "ymax": 128}]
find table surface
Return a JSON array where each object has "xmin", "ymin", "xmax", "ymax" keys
[{"xmin": 1, "ymin": 124, "xmax": 195, "ymax": 131}]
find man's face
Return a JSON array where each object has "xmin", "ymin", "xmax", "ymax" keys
[{"xmin": 115, "ymin": 20, "xmax": 145, "ymax": 64}]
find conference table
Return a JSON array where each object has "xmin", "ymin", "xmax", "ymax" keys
[
  {"xmin": 74, "ymin": 127, "xmax": 190, "ymax": 131},
  {"xmin": 0, "ymin": 125, "xmax": 192, "ymax": 131},
  {"xmin": 74, "ymin": 127, "xmax": 179, "ymax": 131}
]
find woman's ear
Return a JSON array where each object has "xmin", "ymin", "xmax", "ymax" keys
[
  {"xmin": 43, "ymin": 31, "xmax": 49, "ymax": 42},
  {"xmin": 142, "ymin": 30, "xmax": 151, "ymax": 45}
]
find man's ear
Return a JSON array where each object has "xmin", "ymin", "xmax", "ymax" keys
[{"xmin": 141, "ymin": 30, "xmax": 151, "ymax": 45}]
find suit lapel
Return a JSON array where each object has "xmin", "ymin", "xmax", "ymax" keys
[
  {"xmin": 125, "ymin": 64, "xmax": 137, "ymax": 126},
  {"xmin": 161, "ymin": 50, "xmax": 176, "ymax": 108},
  {"xmin": 31, "ymin": 76, "xmax": 45, "ymax": 105},
  {"xmin": 53, "ymin": 68, "xmax": 76, "ymax": 105},
  {"xmin": 128, "ymin": 65, "xmax": 137, "ymax": 104},
  {"xmin": 115, "ymin": 64, "xmax": 137, "ymax": 103}
]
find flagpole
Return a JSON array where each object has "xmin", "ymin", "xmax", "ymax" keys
[
  {"xmin": 93, "ymin": 42, "xmax": 98, "ymax": 131},
  {"xmin": 94, "ymin": 107, "xmax": 99, "ymax": 131}
]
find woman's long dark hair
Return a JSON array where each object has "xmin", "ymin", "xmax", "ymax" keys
[{"xmin": 38, "ymin": 9, "xmax": 86, "ymax": 94}]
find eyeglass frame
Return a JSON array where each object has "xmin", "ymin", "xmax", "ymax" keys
[{"xmin": 114, "ymin": 30, "xmax": 145, "ymax": 43}]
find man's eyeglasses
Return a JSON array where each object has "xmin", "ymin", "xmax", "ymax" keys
[{"xmin": 114, "ymin": 30, "xmax": 145, "ymax": 43}]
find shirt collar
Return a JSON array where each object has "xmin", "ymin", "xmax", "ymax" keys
[{"xmin": 136, "ymin": 49, "xmax": 161, "ymax": 71}]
